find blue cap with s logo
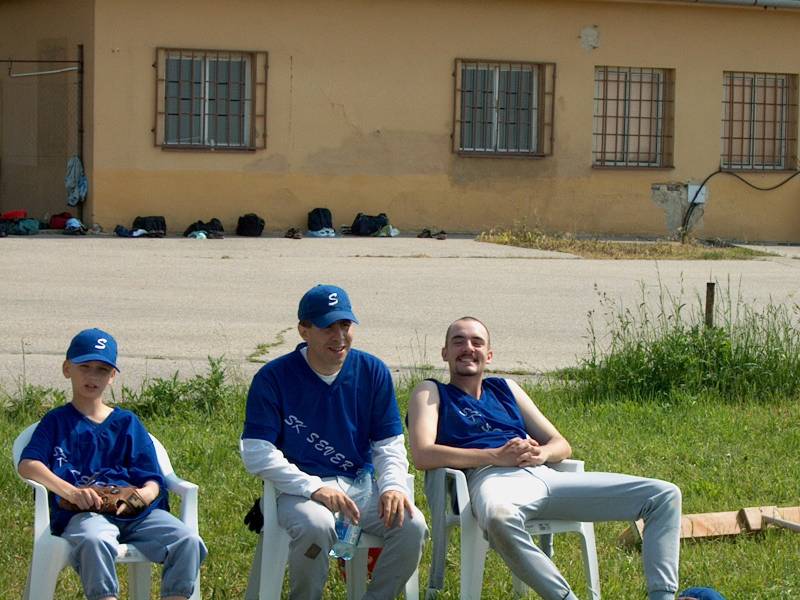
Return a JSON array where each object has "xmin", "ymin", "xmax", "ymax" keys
[
  {"xmin": 298, "ymin": 285, "xmax": 360, "ymax": 328},
  {"xmin": 66, "ymin": 328, "xmax": 120, "ymax": 371}
]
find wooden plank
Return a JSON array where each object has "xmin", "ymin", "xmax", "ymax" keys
[
  {"xmin": 738, "ymin": 505, "xmax": 800, "ymax": 532},
  {"xmin": 620, "ymin": 511, "xmax": 742, "ymax": 547},
  {"xmin": 680, "ymin": 511, "xmax": 742, "ymax": 538},
  {"xmin": 764, "ymin": 515, "xmax": 800, "ymax": 533},
  {"xmin": 739, "ymin": 506, "xmax": 779, "ymax": 531}
]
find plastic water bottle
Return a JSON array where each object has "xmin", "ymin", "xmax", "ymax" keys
[{"xmin": 330, "ymin": 464, "xmax": 374, "ymax": 560}]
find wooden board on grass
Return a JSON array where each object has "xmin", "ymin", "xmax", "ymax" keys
[{"xmin": 619, "ymin": 505, "xmax": 800, "ymax": 547}]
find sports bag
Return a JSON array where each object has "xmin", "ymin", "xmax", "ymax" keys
[
  {"xmin": 132, "ymin": 215, "xmax": 167, "ymax": 233},
  {"xmin": 350, "ymin": 213, "xmax": 389, "ymax": 236},
  {"xmin": 183, "ymin": 218, "xmax": 224, "ymax": 237},
  {"xmin": 236, "ymin": 213, "xmax": 265, "ymax": 237},
  {"xmin": 48, "ymin": 212, "xmax": 73, "ymax": 229},
  {"xmin": 12, "ymin": 218, "xmax": 40, "ymax": 235},
  {"xmin": 307, "ymin": 208, "xmax": 333, "ymax": 232}
]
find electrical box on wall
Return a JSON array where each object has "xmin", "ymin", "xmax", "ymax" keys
[{"xmin": 688, "ymin": 184, "xmax": 708, "ymax": 204}]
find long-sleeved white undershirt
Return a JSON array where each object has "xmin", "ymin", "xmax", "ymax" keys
[{"xmin": 240, "ymin": 347, "xmax": 410, "ymax": 498}]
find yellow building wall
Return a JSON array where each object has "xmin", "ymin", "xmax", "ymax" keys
[
  {"xmin": 87, "ymin": 0, "xmax": 800, "ymax": 240},
  {"xmin": 0, "ymin": 0, "xmax": 93, "ymax": 219}
]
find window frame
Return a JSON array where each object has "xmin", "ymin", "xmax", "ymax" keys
[
  {"xmin": 153, "ymin": 47, "xmax": 268, "ymax": 151},
  {"xmin": 592, "ymin": 65, "xmax": 675, "ymax": 169},
  {"xmin": 452, "ymin": 58, "xmax": 556, "ymax": 158},
  {"xmin": 720, "ymin": 70, "xmax": 798, "ymax": 172}
]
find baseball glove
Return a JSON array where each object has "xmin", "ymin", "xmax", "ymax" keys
[{"xmin": 59, "ymin": 485, "xmax": 148, "ymax": 516}]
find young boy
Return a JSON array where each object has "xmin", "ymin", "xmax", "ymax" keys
[{"xmin": 17, "ymin": 328, "xmax": 206, "ymax": 600}]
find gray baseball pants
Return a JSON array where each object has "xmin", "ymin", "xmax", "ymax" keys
[
  {"xmin": 468, "ymin": 465, "xmax": 681, "ymax": 600},
  {"xmin": 277, "ymin": 478, "xmax": 427, "ymax": 600}
]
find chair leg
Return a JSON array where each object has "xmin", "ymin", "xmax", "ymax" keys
[
  {"xmin": 460, "ymin": 519, "xmax": 488, "ymax": 600},
  {"xmin": 404, "ymin": 565, "xmax": 420, "ymax": 600},
  {"xmin": 579, "ymin": 523, "xmax": 601, "ymax": 600},
  {"xmin": 346, "ymin": 549, "xmax": 370, "ymax": 600},
  {"xmin": 424, "ymin": 470, "xmax": 449, "ymax": 596},
  {"xmin": 245, "ymin": 532, "xmax": 288, "ymax": 600},
  {"xmin": 538, "ymin": 533, "xmax": 554, "ymax": 559},
  {"xmin": 25, "ymin": 541, "xmax": 69, "ymax": 600},
  {"xmin": 244, "ymin": 534, "xmax": 263, "ymax": 600},
  {"xmin": 189, "ymin": 572, "xmax": 202, "ymax": 600},
  {"xmin": 128, "ymin": 562, "xmax": 152, "ymax": 600}
]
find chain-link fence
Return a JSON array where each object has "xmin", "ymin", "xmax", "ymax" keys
[{"xmin": 0, "ymin": 59, "xmax": 82, "ymax": 220}]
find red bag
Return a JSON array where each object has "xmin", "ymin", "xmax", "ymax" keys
[
  {"xmin": 337, "ymin": 547, "xmax": 382, "ymax": 581},
  {"xmin": 48, "ymin": 212, "xmax": 73, "ymax": 229},
  {"xmin": 1, "ymin": 209, "xmax": 27, "ymax": 220}
]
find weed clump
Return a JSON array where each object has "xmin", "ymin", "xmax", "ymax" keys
[
  {"xmin": 568, "ymin": 280, "xmax": 800, "ymax": 401},
  {"xmin": 479, "ymin": 225, "xmax": 770, "ymax": 260},
  {"xmin": 115, "ymin": 357, "xmax": 244, "ymax": 417}
]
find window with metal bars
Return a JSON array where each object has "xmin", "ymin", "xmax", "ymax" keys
[
  {"xmin": 593, "ymin": 66, "xmax": 674, "ymax": 168},
  {"xmin": 453, "ymin": 59, "xmax": 555, "ymax": 157},
  {"xmin": 721, "ymin": 71, "xmax": 798, "ymax": 171},
  {"xmin": 153, "ymin": 48, "xmax": 267, "ymax": 150}
]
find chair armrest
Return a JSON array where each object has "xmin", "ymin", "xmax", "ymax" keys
[
  {"xmin": 547, "ymin": 459, "xmax": 584, "ymax": 473},
  {"xmin": 164, "ymin": 473, "xmax": 199, "ymax": 532},
  {"xmin": 443, "ymin": 468, "xmax": 471, "ymax": 515},
  {"xmin": 21, "ymin": 477, "xmax": 53, "ymax": 540}
]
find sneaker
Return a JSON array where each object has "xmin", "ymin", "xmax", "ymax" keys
[{"xmin": 284, "ymin": 227, "xmax": 302, "ymax": 239}]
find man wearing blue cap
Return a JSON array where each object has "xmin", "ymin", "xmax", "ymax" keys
[
  {"xmin": 242, "ymin": 285, "xmax": 427, "ymax": 600},
  {"xmin": 18, "ymin": 328, "xmax": 206, "ymax": 600}
]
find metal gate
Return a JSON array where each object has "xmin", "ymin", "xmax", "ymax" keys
[{"xmin": 0, "ymin": 49, "xmax": 83, "ymax": 220}]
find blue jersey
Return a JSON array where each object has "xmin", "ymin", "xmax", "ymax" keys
[
  {"xmin": 20, "ymin": 403, "xmax": 168, "ymax": 535},
  {"xmin": 432, "ymin": 377, "xmax": 529, "ymax": 449},
  {"xmin": 242, "ymin": 344, "xmax": 402, "ymax": 478}
]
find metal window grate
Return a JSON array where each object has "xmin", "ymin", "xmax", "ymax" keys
[
  {"xmin": 721, "ymin": 71, "xmax": 798, "ymax": 171},
  {"xmin": 154, "ymin": 48, "xmax": 268, "ymax": 150},
  {"xmin": 593, "ymin": 66, "xmax": 674, "ymax": 168},
  {"xmin": 453, "ymin": 59, "xmax": 555, "ymax": 157}
]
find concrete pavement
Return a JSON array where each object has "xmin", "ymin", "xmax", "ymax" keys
[{"xmin": 1, "ymin": 235, "xmax": 799, "ymax": 393}]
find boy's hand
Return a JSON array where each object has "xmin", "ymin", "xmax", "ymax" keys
[
  {"xmin": 66, "ymin": 486, "xmax": 103, "ymax": 511},
  {"xmin": 134, "ymin": 481, "xmax": 160, "ymax": 506}
]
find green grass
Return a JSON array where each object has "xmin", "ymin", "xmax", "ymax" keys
[
  {"xmin": 5, "ymin": 276, "xmax": 800, "ymax": 600},
  {"xmin": 3, "ymin": 367, "xmax": 799, "ymax": 599},
  {"xmin": 478, "ymin": 226, "xmax": 772, "ymax": 260}
]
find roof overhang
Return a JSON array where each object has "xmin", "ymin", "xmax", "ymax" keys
[{"xmin": 600, "ymin": 0, "xmax": 800, "ymax": 9}]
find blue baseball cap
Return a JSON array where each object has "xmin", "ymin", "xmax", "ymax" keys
[
  {"xmin": 66, "ymin": 328, "xmax": 120, "ymax": 371},
  {"xmin": 298, "ymin": 285, "xmax": 360, "ymax": 328},
  {"xmin": 679, "ymin": 588, "xmax": 727, "ymax": 600}
]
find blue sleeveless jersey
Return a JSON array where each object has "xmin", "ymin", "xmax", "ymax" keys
[{"xmin": 433, "ymin": 377, "xmax": 528, "ymax": 449}]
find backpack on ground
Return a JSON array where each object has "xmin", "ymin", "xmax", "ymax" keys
[
  {"xmin": 183, "ymin": 218, "xmax": 225, "ymax": 237},
  {"xmin": 12, "ymin": 218, "xmax": 40, "ymax": 235},
  {"xmin": 307, "ymin": 208, "xmax": 333, "ymax": 232},
  {"xmin": 132, "ymin": 215, "xmax": 167, "ymax": 234},
  {"xmin": 236, "ymin": 213, "xmax": 265, "ymax": 237},
  {"xmin": 350, "ymin": 213, "xmax": 389, "ymax": 236},
  {"xmin": 48, "ymin": 212, "xmax": 73, "ymax": 229}
]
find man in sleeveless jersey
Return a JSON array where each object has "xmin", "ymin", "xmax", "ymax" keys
[
  {"xmin": 408, "ymin": 317, "xmax": 681, "ymax": 600},
  {"xmin": 241, "ymin": 284, "xmax": 426, "ymax": 600}
]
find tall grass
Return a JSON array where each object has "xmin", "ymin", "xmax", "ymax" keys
[{"xmin": 569, "ymin": 279, "xmax": 800, "ymax": 401}]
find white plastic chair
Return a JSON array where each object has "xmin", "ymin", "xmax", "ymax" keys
[
  {"xmin": 424, "ymin": 459, "xmax": 600, "ymax": 600},
  {"xmin": 12, "ymin": 421, "xmax": 201, "ymax": 600},
  {"xmin": 244, "ymin": 474, "xmax": 420, "ymax": 600}
]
